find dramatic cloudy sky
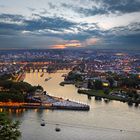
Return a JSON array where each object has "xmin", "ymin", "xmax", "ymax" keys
[{"xmin": 0, "ymin": 0, "xmax": 140, "ymax": 49}]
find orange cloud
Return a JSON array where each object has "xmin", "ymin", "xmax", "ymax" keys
[
  {"xmin": 50, "ymin": 38, "xmax": 100, "ymax": 49},
  {"xmin": 51, "ymin": 40, "xmax": 81, "ymax": 49},
  {"xmin": 51, "ymin": 44, "xmax": 66, "ymax": 49},
  {"xmin": 66, "ymin": 43, "xmax": 81, "ymax": 47},
  {"xmin": 81, "ymin": 38, "xmax": 100, "ymax": 47}
]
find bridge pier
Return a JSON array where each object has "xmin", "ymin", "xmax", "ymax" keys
[{"xmin": 44, "ymin": 69, "xmax": 46, "ymax": 72}]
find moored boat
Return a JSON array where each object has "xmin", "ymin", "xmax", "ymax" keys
[
  {"xmin": 40, "ymin": 120, "xmax": 45, "ymax": 126},
  {"xmin": 55, "ymin": 124, "xmax": 61, "ymax": 132},
  {"xmin": 40, "ymin": 73, "xmax": 44, "ymax": 77},
  {"xmin": 45, "ymin": 77, "xmax": 52, "ymax": 81}
]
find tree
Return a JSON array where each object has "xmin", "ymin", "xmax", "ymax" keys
[
  {"xmin": 66, "ymin": 72, "xmax": 82, "ymax": 81},
  {"xmin": 94, "ymin": 80, "xmax": 103, "ymax": 90},
  {"xmin": 87, "ymin": 80, "xmax": 93, "ymax": 89},
  {"xmin": 0, "ymin": 112, "xmax": 21, "ymax": 140},
  {"xmin": 0, "ymin": 80, "xmax": 13, "ymax": 90},
  {"xmin": 107, "ymin": 77, "xmax": 114, "ymax": 88},
  {"xmin": 104, "ymin": 88, "xmax": 110, "ymax": 95},
  {"xmin": 0, "ymin": 92, "xmax": 24, "ymax": 102},
  {"xmin": 0, "ymin": 74, "xmax": 12, "ymax": 81}
]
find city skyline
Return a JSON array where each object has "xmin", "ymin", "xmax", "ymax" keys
[{"xmin": 0, "ymin": 0, "xmax": 140, "ymax": 49}]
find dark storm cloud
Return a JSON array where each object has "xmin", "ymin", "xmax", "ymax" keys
[
  {"xmin": 0, "ymin": 13, "xmax": 140, "ymax": 47},
  {"xmin": 106, "ymin": 0, "xmax": 140, "ymax": 14},
  {"xmin": 0, "ymin": 14, "xmax": 24, "ymax": 31},
  {"xmin": 74, "ymin": 7, "xmax": 107, "ymax": 16},
  {"xmin": 62, "ymin": 0, "xmax": 140, "ymax": 16},
  {"xmin": 102, "ymin": 33, "xmax": 140, "ymax": 49},
  {"xmin": 108, "ymin": 22, "xmax": 140, "ymax": 36},
  {"xmin": 0, "ymin": 14, "xmax": 23, "ymax": 22},
  {"xmin": 61, "ymin": 3, "xmax": 107, "ymax": 16},
  {"xmin": 25, "ymin": 16, "xmax": 76, "ymax": 31},
  {"xmin": 0, "ymin": 14, "xmax": 76, "ymax": 32},
  {"xmin": 117, "ymin": 34, "xmax": 140, "ymax": 45},
  {"xmin": 0, "ymin": 22, "xmax": 24, "ymax": 31},
  {"xmin": 99, "ymin": 22, "xmax": 140, "ymax": 48},
  {"xmin": 0, "ymin": 13, "xmax": 78, "ymax": 49}
]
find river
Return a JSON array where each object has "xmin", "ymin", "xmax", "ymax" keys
[{"xmin": 3, "ymin": 71, "xmax": 140, "ymax": 140}]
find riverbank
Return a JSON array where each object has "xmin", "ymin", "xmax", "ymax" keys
[
  {"xmin": 0, "ymin": 93, "xmax": 90, "ymax": 111},
  {"xmin": 0, "ymin": 103, "xmax": 90, "ymax": 111},
  {"xmin": 60, "ymin": 81, "xmax": 74, "ymax": 86},
  {"xmin": 78, "ymin": 89, "xmax": 140, "ymax": 106}
]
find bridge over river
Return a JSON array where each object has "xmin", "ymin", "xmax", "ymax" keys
[{"xmin": 22, "ymin": 62, "xmax": 78, "ymax": 73}]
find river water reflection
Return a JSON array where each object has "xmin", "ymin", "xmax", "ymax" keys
[{"xmin": 3, "ymin": 71, "xmax": 140, "ymax": 140}]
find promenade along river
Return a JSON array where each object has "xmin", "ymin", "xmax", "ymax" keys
[{"xmin": 5, "ymin": 70, "xmax": 140, "ymax": 140}]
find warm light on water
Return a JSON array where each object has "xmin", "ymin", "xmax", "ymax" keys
[{"xmin": 3, "ymin": 71, "xmax": 140, "ymax": 140}]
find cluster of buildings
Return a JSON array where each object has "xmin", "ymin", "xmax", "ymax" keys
[
  {"xmin": 0, "ymin": 63, "xmax": 21, "ymax": 76},
  {"xmin": 82, "ymin": 52, "xmax": 139, "ymax": 75},
  {"xmin": 0, "ymin": 49, "xmax": 139, "ymax": 76}
]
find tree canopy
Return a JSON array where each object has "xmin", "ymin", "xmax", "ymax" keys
[{"xmin": 0, "ymin": 112, "xmax": 21, "ymax": 140}]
